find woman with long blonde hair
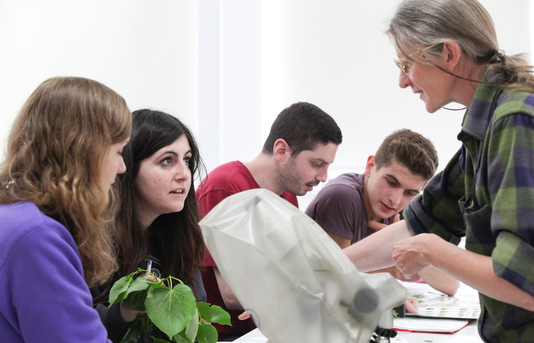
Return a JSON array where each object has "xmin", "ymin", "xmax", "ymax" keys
[{"xmin": 0, "ymin": 76, "xmax": 131, "ymax": 342}]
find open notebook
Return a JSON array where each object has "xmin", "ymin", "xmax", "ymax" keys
[{"xmin": 393, "ymin": 281, "xmax": 480, "ymax": 334}]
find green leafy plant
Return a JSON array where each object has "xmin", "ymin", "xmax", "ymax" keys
[{"xmin": 109, "ymin": 269, "xmax": 231, "ymax": 343}]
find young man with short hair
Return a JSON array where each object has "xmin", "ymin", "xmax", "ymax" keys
[
  {"xmin": 306, "ymin": 129, "xmax": 459, "ymax": 296},
  {"xmin": 196, "ymin": 101, "xmax": 343, "ymax": 340}
]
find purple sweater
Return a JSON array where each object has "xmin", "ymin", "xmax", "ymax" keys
[{"xmin": 0, "ymin": 201, "xmax": 110, "ymax": 342}]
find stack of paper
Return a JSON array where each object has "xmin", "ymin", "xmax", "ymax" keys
[
  {"xmin": 406, "ymin": 289, "xmax": 480, "ymax": 320},
  {"xmin": 393, "ymin": 317, "xmax": 470, "ymax": 334}
]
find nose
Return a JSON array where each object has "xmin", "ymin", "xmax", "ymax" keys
[
  {"xmin": 174, "ymin": 160, "xmax": 190, "ymax": 180},
  {"xmin": 398, "ymin": 72, "xmax": 411, "ymax": 89},
  {"xmin": 117, "ymin": 156, "xmax": 127, "ymax": 175},
  {"xmin": 388, "ymin": 189, "xmax": 403, "ymax": 207},
  {"xmin": 317, "ymin": 167, "xmax": 328, "ymax": 183}
]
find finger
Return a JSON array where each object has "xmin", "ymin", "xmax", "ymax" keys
[
  {"xmin": 410, "ymin": 274, "xmax": 422, "ymax": 282},
  {"xmin": 238, "ymin": 311, "xmax": 250, "ymax": 320},
  {"xmin": 143, "ymin": 274, "xmax": 165, "ymax": 286},
  {"xmin": 406, "ymin": 297, "xmax": 419, "ymax": 314},
  {"xmin": 395, "ymin": 262, "xmax": 416, "ymax": 280},
  {"xmin": 144, "ymin": 275, "xmax": 157, "ymax": 282},
  {"xmin": 368, "ymin": 220, "xmax": 386, "ymax": 232},
  {"xmin": 392, "ymin": 213, "xmax": 401, "ymax": 223},
  {"xmin": 391, "ymin": 247, "xmax": 404, "ymax": 262}
]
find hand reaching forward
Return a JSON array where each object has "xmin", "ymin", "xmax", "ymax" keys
[{"xmin": 392, "ymin": 233, "xmax": 438, "ymax": 279}]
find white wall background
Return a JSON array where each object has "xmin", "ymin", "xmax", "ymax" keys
[
  {"xmin": 0, "ymin": 0, "xmax": 531, "ymax": 208},
  {"xmin": 0, "ymin": 0, "xmax": 199, "ymax": 149}
]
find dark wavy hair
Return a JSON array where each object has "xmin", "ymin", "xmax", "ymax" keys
[{"xmin": 112, "ymin": 109, "xmax": 205, "ymax": 291}]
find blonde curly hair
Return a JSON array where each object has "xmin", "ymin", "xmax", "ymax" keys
[{"xmin": 0, "ymin": 76, "xmax": 131, "ymax": 286}]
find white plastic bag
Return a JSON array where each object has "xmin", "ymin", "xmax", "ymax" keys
[{"xmin": 200, "ymin": 189, "xmax": 406, "ymax": 343}]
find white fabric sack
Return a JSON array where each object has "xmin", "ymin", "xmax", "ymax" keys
[{"xmin": 200, "ymin": 189, "xmax": 407, "ymax": 343}]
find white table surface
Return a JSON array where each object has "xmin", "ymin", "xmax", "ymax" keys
[
  {"xmin": 225, "ymin": 282, "xmax": 484, "ymax": 343},
  {"xmin": 229, "ymin": 321, "xmax": 483, "ymax": 343}
]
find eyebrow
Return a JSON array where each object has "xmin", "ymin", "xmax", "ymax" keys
[
  {"xmin": 386, "ymin": 173, "xmax": 400, "ymax": 183},
  {"xmin": 157, "ymin": 151, "xmax": 177, "ymax": 159},
  {"xmin": 385, "ymin": 174, "xmax": 420, "ymax": 193},
  {"xmin": 312, "ymin": 158, "xmax": 333, "ymax": 165},
  {"xmin": 157, "ymin": 149, "xmax": 192, "ymax": 159}
]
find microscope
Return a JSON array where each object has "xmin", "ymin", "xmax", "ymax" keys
[{"xmin": 201, "ymin": 189, "xmax": 406, "ymax": 343}]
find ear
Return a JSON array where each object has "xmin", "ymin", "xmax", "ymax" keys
[
  {"xmin": 273, "ymin": 138, "xmax": 292, "ymax": 162},
  {"xmin": 442, "ymin": 40, "xmax": 462, "ymax": 72},
  {"xmin": 365, "ymin": 155, "xmax": 376, "ymax": 177}
]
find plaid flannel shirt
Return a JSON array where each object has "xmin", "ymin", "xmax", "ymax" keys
[{"xmin": 404, "ymin": 81, "xmax": 534, "ymax": 343}]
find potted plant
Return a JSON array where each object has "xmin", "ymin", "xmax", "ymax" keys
[{"xmin": 109, "ymin": 269, "xmax": 231, "ymax": 343}]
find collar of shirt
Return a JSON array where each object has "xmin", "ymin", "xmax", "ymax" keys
[{"xmin": 460, "ymin": 79, "xmax": 502, "ymax": 143}]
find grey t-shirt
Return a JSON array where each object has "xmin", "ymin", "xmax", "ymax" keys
[{"xmin": 305, "ymin": 173, "xmax": 392, "ymax": 244}]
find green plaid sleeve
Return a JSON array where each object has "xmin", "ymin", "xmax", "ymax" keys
[
  {"xmin": 404, "ymin": 149, "xmax": 466, "ymax": 244},
  {"xmin": 487, "ymin": 112, "xmax": 534, "ymax": 296}
]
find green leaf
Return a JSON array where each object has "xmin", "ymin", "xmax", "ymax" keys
[
  {"xmin": 110, "ymin": 270, "xmax": 231, "ymax": 343},
  {"xmin": 195, "ymin": 324, "xmax": 207, "ymax": 343},
  {"xmin": 112, "ymin": 275, "xmax": 153, "ymax": 306},
  {"xmin": 145, "ymin": 283, "xmax": 197, "ymax": 338},
  {"xmin": 172, "ymin": 330, "xmax": 192, "ymax": 343},
  {"xmin": 197, "ymin": 302, "xmax": 232, "ymax": 326},
  {"xmin": 201, "ymin": 322, "xmax": 218, "ymax": 343},
  {"xmin": 138, "ymin": 315, "xmax": 151, "ymax": 333},
  {"xmin": 127, "ymin": 276, "xmax": 152, "ymax": 294},
  {"xmin": 120, "ymin": 318, "xmax": 143, "ymax": 343},
  {"xmin": 183, "ymin": 309, "xmax": 199, "ymax": 342},
  {"xmin": 110, "ymin": 269, "xmax": 152, "ymax": 305},
  {"xmin": 128, "ymin": 290, "xmax": 148, "ymax": 311},
  {"xmin": 109, "ymin": 275, "xmax": 134, "ymax": 304}
]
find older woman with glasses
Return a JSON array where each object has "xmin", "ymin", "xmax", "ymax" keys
[{"xmin": 345, "ymin": 0, "xmax": 534, "ymax": 342}]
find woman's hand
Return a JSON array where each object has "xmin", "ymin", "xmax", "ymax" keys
[
  {"xmin": 119, "ymin": 300, "xmax": 145, "ymax": 323},
  {"xmin": 392, "ymin": 233, "xmax": 437, "ymax": 279}
]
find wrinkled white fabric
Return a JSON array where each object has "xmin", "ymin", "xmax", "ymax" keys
[{"xmin": 200, "ymin": 189, "xmax": 406, "ymax": 343}]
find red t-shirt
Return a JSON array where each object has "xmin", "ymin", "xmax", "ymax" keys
[{"xmin": 196, "ymin": 161, "xmax": 298, "ymax": 340}]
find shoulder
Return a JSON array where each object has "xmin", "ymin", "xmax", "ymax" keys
[
  {"xmin": 196, "ymin": 161, "xmax": 259, "ymax": 216},
  {"xmin": 281, "ymin": 192, "xmax": 299, "ymax": 208},
  {"xmin": 211, "ymin": 160, "xmax": 246, "ymax": 174},
  {"xmin": 0, "ymin": 201, "xmax": 71, "ymax": 241},
  {"xmin": 307, "ymin": 173, "xmax": 363, "ymax": 214},
  {"xmin": 1, "ymin": 201, "xmax": 47, "ymax": 227},
  {"xmin": 317, "ymin": 173, "xmax": 363, "ymax": 198},
  {"xmin": 494, "ymin": 91, "xmax": 534, "ymax": 120},
  {"xmin": 198, "ymin": 161, "xmax": 257, "ymax": 193},
  {"xmin": 0, "ymin": 203, "xmax": 106, "ymax": 342},
  {"xmin": 0, "ymin": 202, "xmax": 78, "ymax": 270}
]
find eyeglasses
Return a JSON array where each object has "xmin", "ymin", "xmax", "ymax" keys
[{"xmin": 394, "ymin": 43, "xmax": 442, "ymax": 75}]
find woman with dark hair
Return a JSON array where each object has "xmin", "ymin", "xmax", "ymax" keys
[
  {"xmin": 0, "ymin": 76, "xmax": 131, "ymax": 342},
  {"xmin": 96, "ymin": 109, "xmax": 206, "ymax": 342}
]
